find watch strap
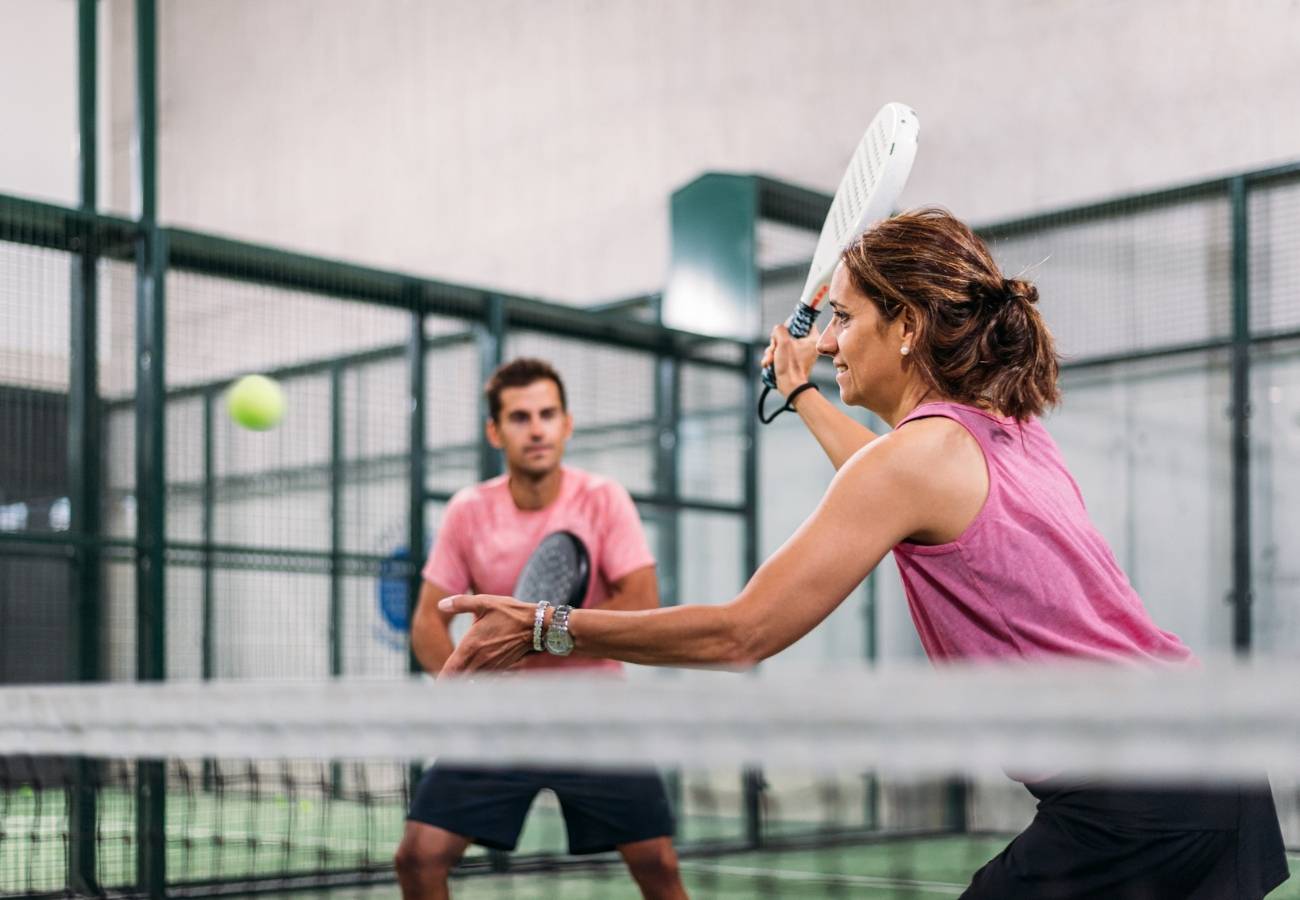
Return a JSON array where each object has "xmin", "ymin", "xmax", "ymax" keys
[{"xmin": 546, "ymin": 604, "xmax": 573, "ymax": 655}]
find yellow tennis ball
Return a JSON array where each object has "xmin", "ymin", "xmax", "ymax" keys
[{"xmin": 227, "ymin": 374, "xmax": 285, "ymax": 431}]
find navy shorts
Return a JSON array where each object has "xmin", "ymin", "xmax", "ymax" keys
[
  {"xmin": 407, "ymin": 764, "xmax": 676, "ymax": 855},
  {"xmin": 962, "ymin": 780, "xmax": 1290, "ymax": 899}
]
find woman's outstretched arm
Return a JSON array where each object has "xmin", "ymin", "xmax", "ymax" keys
[{"xmin": 439, "ymin": 425, "xmax": 946, "ymax": 674}]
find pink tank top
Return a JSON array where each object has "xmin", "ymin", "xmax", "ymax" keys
[{"xmin": 891, "ymin": 402, "xmax": 1192, "ymax": 665}]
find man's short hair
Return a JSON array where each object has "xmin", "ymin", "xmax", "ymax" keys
[{"xmin": 485, "ymin": 358, "xmax": 568, "ymax": 422}]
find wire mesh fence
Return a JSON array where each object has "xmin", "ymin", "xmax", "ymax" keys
[{"xmin": 4, "ymin": 161, "xmax": 1300, "ymax": 895}]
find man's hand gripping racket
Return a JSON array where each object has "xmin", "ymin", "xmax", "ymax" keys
[{"xmin": 758, "ymin": 102, "xmax": 920, "ymax": 423}]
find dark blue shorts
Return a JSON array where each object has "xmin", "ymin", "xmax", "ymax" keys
[
  {"xmin": 407, "ymin": 764, "xmax": 675, "ymax": 855},
  {"xmin": 962, "ymin": 780, "xmax": 1290, "ymax": 899}
]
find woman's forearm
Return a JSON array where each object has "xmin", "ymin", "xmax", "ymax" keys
[
  {"xmin": 440, "ymin": 421, "xmax": 913, "ymax": 678},
  {"xmin": 795, "ymin": 389, "xmax": 878, "ymax": 469},
  {"xmin": 567, "ymin": 603, "xmax": 755, "ymax": 667}
]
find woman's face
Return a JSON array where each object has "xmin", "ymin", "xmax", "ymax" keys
[{"xmin": 815, "ymin": 262, "xmax": 911, "ymax": 415}]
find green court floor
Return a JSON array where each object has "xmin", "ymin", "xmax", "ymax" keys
[
  {"xmin": 5, "ymin": 786, "xmax": 1299, "ymax": 898},
  {"xmin": 285, "ymin": 842, "xmax": 1300, "ymax": 899},
  {"xmin": 0, "ymin": 786, "xmax": 859, "ymax": 895}
]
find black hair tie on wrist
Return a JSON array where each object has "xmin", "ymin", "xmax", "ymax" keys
[{"xmin": 757, "ymin": 381, "xmax": 821, "ymax": 424}]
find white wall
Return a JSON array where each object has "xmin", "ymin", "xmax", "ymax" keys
[
  {"xmin": 0, "ymin": 0, "xmax": 117, "ymax": 209},
  {"xmin": 39, "ymin": 0, "xmax": 1285, "ymax": 306},
  {"xmin": 5, "ymin": 1, "xmax": 1298, "ymax": 304},
  {"xmin": 0, "ymin": 0, "xmax": 78, "ymax": 204}
]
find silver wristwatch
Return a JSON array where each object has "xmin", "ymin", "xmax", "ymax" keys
[
  {"xmin": 544, "ymin": 604, "xmax": 574, "ymax": 656},
  {"xmin": 532, "ymin": 600, "xmax": 551, "ymax": 652}
]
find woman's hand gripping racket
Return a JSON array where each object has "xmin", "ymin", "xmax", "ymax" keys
[
  {"xmin": 758, "ymin": 102, "xmax": 920, "ymax": 423},
  {"xmin": 435, "ymin": 531, "xmax": 592, "ymax": 675}
]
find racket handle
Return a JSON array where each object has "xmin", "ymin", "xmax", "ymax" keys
[{"xmin": 760, "ymin": 303, "xmax": 822, "ymax": 389}]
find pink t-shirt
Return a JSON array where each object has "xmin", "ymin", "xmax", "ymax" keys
[
  {"xmin": 423, "ymin": 466, "xmax": 656, "ymax": 671},
  {"xmin": 891, "ymin": 402, "xmax": 1193, "ymax": 666}
]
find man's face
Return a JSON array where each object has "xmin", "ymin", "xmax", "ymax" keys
[{"xmin": 487, "ymin": 379, "xmax": 573, "ymax": 478}]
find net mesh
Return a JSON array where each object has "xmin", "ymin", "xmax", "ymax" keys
[{"xmin": 3, "ymin": 663, "xmax": 1299, "ymax": 898}]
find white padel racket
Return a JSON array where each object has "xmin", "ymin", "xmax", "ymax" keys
[{"xmin": 759, "ymin": 102, "xmax": 920, "ymax": 423}]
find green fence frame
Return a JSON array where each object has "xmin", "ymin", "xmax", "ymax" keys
[{"xmin": 3, "ymin": 1, "xmax": 1300, "ymax": 895}]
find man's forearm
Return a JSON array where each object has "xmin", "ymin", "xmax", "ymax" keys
[
  {"xmin": 597, "ymin": 566, "xmax": 660, "ymax": 612},
  {"xmin": 411, "ymin": 610, "xmax": 457, "ymax": 674},
  {"xmin": 795, "ymin": 389, "xmax": 878, "ymax": 469}
]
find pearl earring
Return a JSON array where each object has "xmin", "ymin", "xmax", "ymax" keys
[{"xmin": 900, "ymin": 345, "xmax": 910, "ymax": 356}]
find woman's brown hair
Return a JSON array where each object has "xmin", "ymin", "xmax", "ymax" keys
[{"xmin": 840, "ymin": 207, "xmax": 1060, "ymax": 421}]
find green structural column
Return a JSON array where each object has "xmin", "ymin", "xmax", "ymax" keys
[
  {"xmin": 477, "ymin": 294, "xmax": 506, "ymax": 480},
  {"xmin": 407, "ymin": 301, "xmax": 427, "ymax": 676},
  {"xmin": 665, "ymin": 174, "xmax": 767, "ymax": 847},
  {"xmin": 134, "ymin": 0, "xmax": 166, "ymax": 896},
  {"xmin": 201, "ymin": 390, "xmax": 215, "ymax": 682},
  {"xmin": 653, "ymin": 355, "xmax": 681, "ymax": 607},
  {"xmin": 68, "ymin": 0, "xmax": 101, "ymax": 892},
  {"xmin": 200, "ymin": 389, "xmax": 217, "ymax": 794},
  {"xmin": 405, "ymin": 303, "xmax": 428, "ymax": 797},
  {"xmin": 329, "ymin": 364, "xmax": 344, "ymax": 682},
  {"xmin": 741, "ymin": 338, "xmax": 764, "ymax": 849},
  {"xmin": 652, "ymin": 352, "xmax": 684, "ymax": 819},
  {"xmin": 476, "ymin": 294, "xmax": 510, "ymax": 874},
  {"xmin": 663, "ymin": 174, "xmax": 760, "ymax": 341},
  {"xmin": 327, "ymin": 363, "xmax": 346, "ymax": 797},
  {"xmin": 1229, "ymin": 176, "xmax": 1253, "ymax": 656},
  {"xmin": 134, "ymin": 216, "xmax": 168, "ymax": 900}
]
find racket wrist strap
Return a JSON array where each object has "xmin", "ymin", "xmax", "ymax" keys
[
  {"xmin": 757, "ymin": 381, "xmax": 821, "ymax": 424},
  {"xmin": 532, "ymin": 601, "xmax": 552, "ymax": 652},
  {"xmin": 786, "ymin": 381, "xmax": 820, "ymax": 407}
]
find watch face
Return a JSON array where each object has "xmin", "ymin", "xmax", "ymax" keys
[{"xmin": 545, "ymin": 628, "xmax": 574, "ymax": 656}]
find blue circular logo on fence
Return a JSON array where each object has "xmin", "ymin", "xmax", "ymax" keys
[{"xmin": 378, "ymin": 546, "xmax": 411, "ymax": 633}]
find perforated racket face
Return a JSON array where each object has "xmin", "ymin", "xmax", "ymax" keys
[
  {"xmin": 800, "ymin": 103, "xmax": 920, "ymax": 311},
  {"xmin": 513, "ymin": 531, "xmax": 591, "ymax": 609}
]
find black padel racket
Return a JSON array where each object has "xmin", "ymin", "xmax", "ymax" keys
[{"xmin": 513, "ymin": 530, "xmax": 591, "ymax": 609}]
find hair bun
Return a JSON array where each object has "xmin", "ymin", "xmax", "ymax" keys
[
  {"xmin": 968, "ymin": 279, "xmax": 1014, "ymax": 309},
  {"xmin": 1003, "ymin": 278, "xmax": 1039, "ymax": 305}
]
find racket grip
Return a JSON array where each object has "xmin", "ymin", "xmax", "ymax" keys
[{"xmin": 760, "ymin": 303, "xmax": 822, "ymax": 389}]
